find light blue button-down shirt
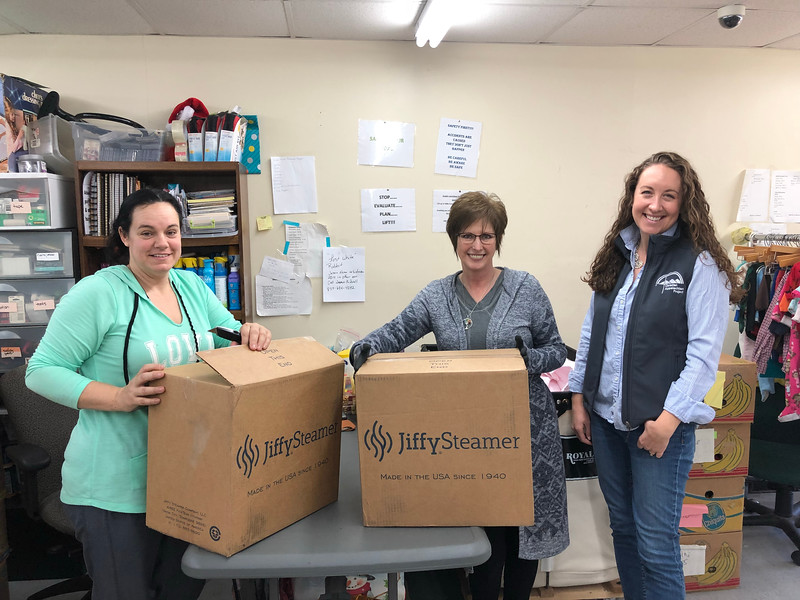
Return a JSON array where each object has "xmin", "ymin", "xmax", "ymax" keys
[{"xmin": 568, "ymin": 223, "xmax": 729, "ymax": 430}]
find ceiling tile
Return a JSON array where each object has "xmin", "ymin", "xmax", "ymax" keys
[
  {"xmin": 448, "ymin": 5, "xmax": 581, "ymax": 44},
  {"xmin": 544, "ymin": 6, "xmax": 711, "ymax": 46},
  {"xmin": 287, "ymin": 0, "xmax": 422, "ymax": 41},
  {"xmin": 659, "ymin": 9, "xmax": 800, "ymax": 47},
  {"xmin": 134, "ymin": 0, "xmax": 289, "ymax": 37},
  {"xmin": 0, "ymin": 0, "xmax": 154, "ymax": 35}
]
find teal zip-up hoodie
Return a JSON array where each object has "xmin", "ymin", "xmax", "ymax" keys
[{"xmin": 26, "ymin": 266, "xmax": 239, "ymax": 513}]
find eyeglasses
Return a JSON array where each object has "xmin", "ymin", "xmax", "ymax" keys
[{"xmin": 458, "ymin": 233, "xmax": 497, "ymax": 244}]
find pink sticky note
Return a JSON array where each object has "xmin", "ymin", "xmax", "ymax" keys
[{"xmin": 680, "ymin": 504, "xmax": 709, "ymax": 528}]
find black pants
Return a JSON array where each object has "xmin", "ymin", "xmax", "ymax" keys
[
  {"xmin": 64, "ymin": 504, "xmax": 206, "ymax": 600},
  {"xmin": 468, "ymin": 526, "xmax": 539, "ymax": 600}
]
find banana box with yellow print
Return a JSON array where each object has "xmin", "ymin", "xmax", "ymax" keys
[
  {"xmin": 681, "ymin": 531, "xmax": 743, "ymax": 592},
  {"xmin": 689, "ymin": 422, "xmax": 751, "ymax": 478},
  {"xmin": 707, "ymin": 354, "xmax": 757, "ymax": 422},
  {"xmin": 681, "ymin": 477, "xmax": 745, "ymax": 535}
]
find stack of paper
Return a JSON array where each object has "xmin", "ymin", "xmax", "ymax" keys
[{"xmin": 184, "ymin": 189, "xmax": 237, "ymax": 237}]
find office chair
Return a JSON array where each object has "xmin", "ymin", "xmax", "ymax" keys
[
  {"xmin": 0, "ymin": 364, "xmax": 92, "ymax": 599},
  {"xmin": 743, "ymin": 381, "xmax": 800, "ymax": 566}
]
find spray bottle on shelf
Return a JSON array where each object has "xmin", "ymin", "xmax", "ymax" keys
[
  {"xmin": 201, "ymin": 258, "xmax": 215, "ymax": 293},
  {"xmin": 228, "ymin": 265, "xmax": 241, "ymax": 310},
  {"xmin": 213, "ymin": 256, "xmax": 228, "ymax": 307}
]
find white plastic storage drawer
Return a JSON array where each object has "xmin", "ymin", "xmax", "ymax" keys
[
  {"xmin": 0, "ymin": 326, "xmax": 46, "ymax": 373},
  {"xmin": 0, "ymin": 173, "xmax": 76, "ymax": 228},
  {"xmin": 0, "ymin": 278, "xmax": 74, "ymax": 326},
  {"xmin": 0, "ymin": 230, "xmax": 76, "ymax": 278}
]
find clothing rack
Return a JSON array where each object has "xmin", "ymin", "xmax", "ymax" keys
[{"xmin": 747, "ymin": 233, "xmax": 800, "ymax": 246}]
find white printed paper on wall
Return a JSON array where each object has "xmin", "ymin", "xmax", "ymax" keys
[
  {"xmin": 770, "ymin": 170, "xmax": 800, "ymax": 223},
  {"xmin": 323, "ymin": 246, "xmax": 366, "ymax": 303},
  {"xmin": 284, "ymin": 221, "xmax": 329, "ymax": 278},
  {"xmin": 361, "ymin": 188, "xmax": 416, "ymax": 232},
  {"xmin": 432, "ymin": 190, "xmax": 470, "ymax": 232},
  {"xmin": 271, "ymin": 156, "xmax": 318, "ymax": 214},
  {"xmin": 255, "ymin": 256, "xmax": 313, "ymax": 316},
  {"xmin": 357, "ymin": 119, "xmax": 415, "ymax": 168},
  {"xmin": 736, "ymin": 169, "xmax": 770, "ymax": 222},
  {"xmin": 435, "ymin": 118, "xmax": 482, "ymax": 178}
]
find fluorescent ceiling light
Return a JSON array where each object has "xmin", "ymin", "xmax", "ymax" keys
[{"xmin": 415, "ymin": 0, "xmax": 458, "ymax": 49}]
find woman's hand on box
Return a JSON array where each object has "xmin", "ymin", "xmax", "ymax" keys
[{"xmin": 238, "ymin": 323, "xmax": 272, "ymax": 351}]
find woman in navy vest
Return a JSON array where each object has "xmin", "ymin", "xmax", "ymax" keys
[{"xmin": 568, "ymin": 152, "xmax": 742, "ymax": 600}]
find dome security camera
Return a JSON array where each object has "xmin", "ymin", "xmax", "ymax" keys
[{"xmin": 718, "ymin": 5, "xmax": 746, "ymax": 29}]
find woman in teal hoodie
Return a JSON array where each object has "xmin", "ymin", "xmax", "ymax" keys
[{"xmin": 26, "ymin": 188, "xmax": 271, "ymax": 600}]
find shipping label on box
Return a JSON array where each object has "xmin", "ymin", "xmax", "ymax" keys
[
  {"xmin": 147, "ymin": 338, "xmax": 344, "ymax": 556},
  {"xmin": 682, "ymin": 531, "xmax": 742, "ymax": 592},
  {"xmin": 680, "ymin": 477, "xmax": 745, "ymax": 535},
  {"xmin": 356, "ymin": 349, "xmax": 534, "ymax": 527},
  {"xmin": 691, "ymin": 422, "xmax": 750, "ymax": 478},
  {"xmin": 708, "ymin": 354, "xmax": 757, "ymax": 422}
]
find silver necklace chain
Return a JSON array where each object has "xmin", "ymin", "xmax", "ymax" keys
[
  {"xmin": 633, "ymin": 246, "xmax": 645, "ymax": 269},
  {"xmin": 458, "ymin": 296, "xmax": 488, "ymax": 330}
]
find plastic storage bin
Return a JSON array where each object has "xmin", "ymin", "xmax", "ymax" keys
[
  {"xmin": 0, "ymin": 231, "xmax": 76, "ymax": 278},
  {"xmin": 0, "ymin": 278, "xmax": 75, "ymax": 325},
  {"xmin": 0, "ymin": 325, "xmax": 47, "ymax": 373},
  {"xmin": 0, "ymin": 173, "xmax": 76, "ymax": 228},
  {"xmin": 24, "ymin": 114, "xmax": 76, "ymax": 176},
  {"xmin": 71, "ymin": 121, "xmax": 165, "ymax": 162}
]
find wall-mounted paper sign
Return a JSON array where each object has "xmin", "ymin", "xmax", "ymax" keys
[
  {"xmin": 432, "ymin": 190, "xmax": 470, "ymax": 232},
  {"xmin": 361, "ymin": 188, "xmax": 416, "ymax": 232},
  {"xmin": 770, "ymin": 170, "xmax": 800, "ymax": 223},
  {"xmin": 737, "ymin": 169, "xmax": 770, "ymax": 222},
  {"xmin": 271, "ymin": 155, "xmax": 318, "ymax": 214},
  {"xmin": 323, "ymin": 246, "xmax": 365, "ymax": 303},
  {"xmin": 435, "ymin": 118, "xmax": 482, "ymax": 178},
  {"xmin": 358, "ymin": 119, "xmax": 415, "ymax": 168}
]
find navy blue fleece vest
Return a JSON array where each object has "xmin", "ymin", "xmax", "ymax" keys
[{"xmin": 582, "ymin": 229, "xmax": 698, "ymax": 428}]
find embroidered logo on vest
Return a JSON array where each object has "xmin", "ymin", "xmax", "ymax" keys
[{"xmin": 655, "ymin": 271, "xmax": 685, "ymax": 294}]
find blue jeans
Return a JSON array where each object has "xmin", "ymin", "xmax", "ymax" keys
[{"xmin": 590, "ymin": 411, "xmax": 695, "ymax": 600}]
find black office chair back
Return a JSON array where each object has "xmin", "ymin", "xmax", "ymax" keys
[{"xmin": 0, "ymin": 365, "xmax": 78, "ymax": 533}]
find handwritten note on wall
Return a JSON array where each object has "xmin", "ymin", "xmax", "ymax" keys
[{"xmin": 323, "ymin": 247, "xmax": 366, "ymax": 303}]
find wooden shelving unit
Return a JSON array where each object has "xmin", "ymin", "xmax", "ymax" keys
[{"xmin": 73, "ymin": 161, "xmax": 249, "ymax": 321}]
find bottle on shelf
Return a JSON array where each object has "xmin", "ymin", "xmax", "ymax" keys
[
  {"xmin": 214, "ymin": 256, "xmax": 228, "ymax": 308},
  {"xmin": 183, "ymin": 257, "xmax": 198, "ymax": 275},
  {"xmin": 201, "ymin": 258, "xmax": 215, "ymax": 293},
  {"xmin": 228, "ymin": 265, "xmax": 241, "ymax": 310}
]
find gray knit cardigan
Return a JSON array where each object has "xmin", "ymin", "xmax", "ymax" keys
[{"xmin": 352, "ymin": 268, "xmax": 569, "ymax": 559}]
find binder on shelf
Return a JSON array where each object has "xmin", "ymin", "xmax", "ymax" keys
[
  {"xmin": 203, "ymin": 113, "xmax": 223, "ymax": 162},
  {"xmin": 187, "ymin": 116, "xmax": 205, "ymax": 162}
]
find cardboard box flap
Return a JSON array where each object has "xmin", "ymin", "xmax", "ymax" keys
[
  {"xmin": 361, "ymin": 348, "xmax": 524, "ymax": 375},
  {"xmin": 197, "ymin": 336, "xmax": 342, "ymax": 387}
]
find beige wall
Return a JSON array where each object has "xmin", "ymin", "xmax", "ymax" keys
[{"xmin": 4, "ymin": 35, "xmax": 799, "ymax": 352}]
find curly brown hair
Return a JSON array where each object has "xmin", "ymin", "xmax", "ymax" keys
[{"xmin": 583, "ymin": 151, "xmax": 742, "ymax": 302}]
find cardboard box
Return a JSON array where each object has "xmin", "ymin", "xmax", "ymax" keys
[
  {"xmin": 681, "ymin": 531, "xmax": 742, "ymax": 592},
  {"xmin": 356, "ymin": 349, "xmax": 534, "ymax": 527},
  {"xmin": 146, "ymin": 337, "xmax": 344, "ymax": 556},
  {"xmin": 0, "ymin": 75, "xmax": 46, "ymax": 173},
  {"xmin": 709, "ymin": 354, "xmax": 757, "ymax": 422},
  {"xmin": 690, "ymin": 422, "xmax": 751, "ymax": 478},
  {"xmin": 680, "ymin": 476, "xmax": 745, "ymax": 535}
]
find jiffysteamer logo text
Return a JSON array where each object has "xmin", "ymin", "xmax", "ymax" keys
[
  {"xmin": 236, "ymin": 421, "xmax": 339, "ymax": 478},
  {"xmin": 362, "ymin": 419, "xmax": 520, "ymax": 463}
]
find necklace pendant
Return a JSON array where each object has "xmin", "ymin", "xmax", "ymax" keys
[{"xmin": 464, "ymin": 317, "xmax": 473, "ymax": 330}]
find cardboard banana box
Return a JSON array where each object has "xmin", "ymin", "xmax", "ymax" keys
[
  {"xmin": 709, "ymin": 354, "xmax": 757, "ymax": 423},
  {"xmin": 690, "ymin": 422, "xmax": 750, "ymax": 478},
  {"xmin": 681, "ymin": 531, "xmax": 742, "ymax": 591},
  {"xmin": 681, "ymin": 476, "xmax": 745, "ymax": 535}
]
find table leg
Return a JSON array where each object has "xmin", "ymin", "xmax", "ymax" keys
[{"xmin": 388, "ymin": 572, "xmax": 398, "ymax": 600}]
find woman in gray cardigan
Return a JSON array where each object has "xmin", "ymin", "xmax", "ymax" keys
[{"xmin": 351, "ymin": 192, "xmax": 568, "ymax": 600}]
